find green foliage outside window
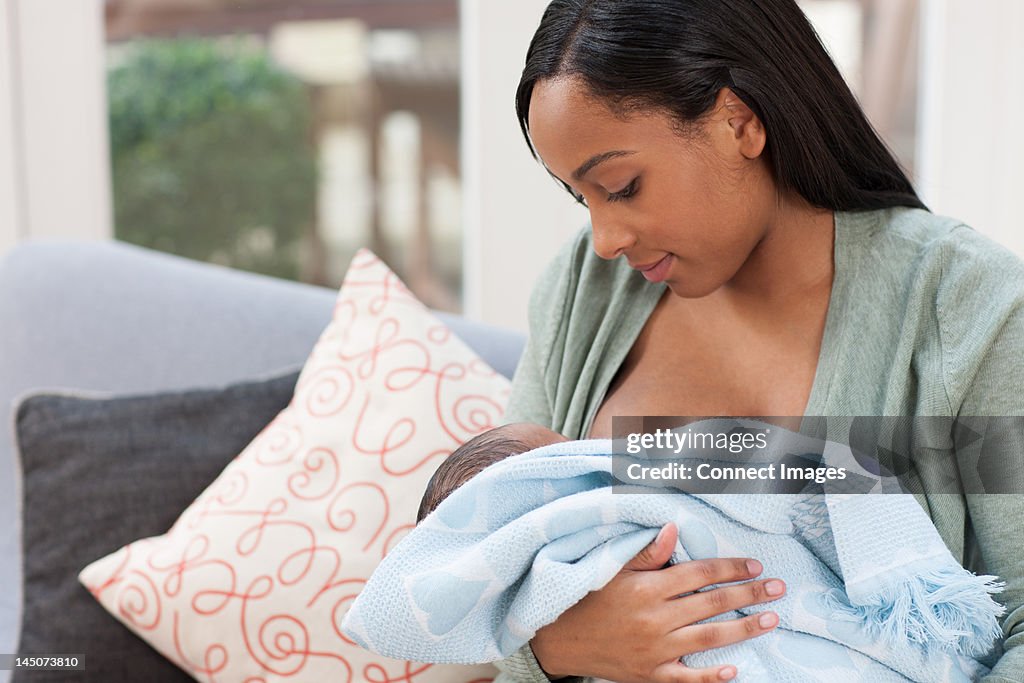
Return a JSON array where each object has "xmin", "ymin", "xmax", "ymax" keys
[{"xmin": 108, "ymin": 38, "xmax": 317, "ymax": 280}]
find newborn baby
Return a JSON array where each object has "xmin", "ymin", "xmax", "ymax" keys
[
  {"xmin": 353, "ymin": 422, "xmax": 1003, "ymax": 683},
  {"xmin": 417, "ymin": 422, "xmax": 568, "ymax": 523}
]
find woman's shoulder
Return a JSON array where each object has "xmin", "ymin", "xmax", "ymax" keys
[
  {"xmin": 843, "ymin": 207, "xmax": 1024, "ymax": 311},
  {"xmin": 853, "ymin": 206, "xmax": 1024, "ymax": 282},
  {"xmin": 853, "ymin": 207, "xmax": 1024, "ymax": 407}
]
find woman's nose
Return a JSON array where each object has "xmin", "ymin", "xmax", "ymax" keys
[{"xmin": 590, "ymin": 216, "xmax": 636, "ymax": 260}]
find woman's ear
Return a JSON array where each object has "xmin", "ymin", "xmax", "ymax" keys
[{"xmin": 717, "ymin": 87, "xmax": 767, "ymax": 160}]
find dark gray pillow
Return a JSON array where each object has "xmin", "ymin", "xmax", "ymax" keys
[{"xmin": 14, "ymin": 370, "xmax": 300, "ymax": 682}]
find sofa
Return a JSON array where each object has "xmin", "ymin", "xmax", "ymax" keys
[{"xmin": 0, "ymin": 239, "xmax": 526, "ymax": 682}]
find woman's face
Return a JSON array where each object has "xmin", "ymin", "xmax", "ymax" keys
[{"xmin": 527, "ymin": 77, "xmax": 778, "ymax": 299}]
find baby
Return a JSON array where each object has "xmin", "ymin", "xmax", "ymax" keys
[
  {"xmin": 417, "ymin": 422, "xmax": 568, "ymax": 523},
  {"xmin": 361, "ymin": 425, "xmax": 1002, "ymax": 683}
]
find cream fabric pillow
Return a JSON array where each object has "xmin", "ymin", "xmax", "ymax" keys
[{"xmin": 80, "ymin": 250, "xmax": 506, "ymax": 682}]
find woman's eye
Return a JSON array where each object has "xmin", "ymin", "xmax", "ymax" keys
[{"xmin": 606, "ymin": 178, "xmax": 639, "ymax": 203}]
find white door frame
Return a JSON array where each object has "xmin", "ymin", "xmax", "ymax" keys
[{"xmin": 0, "ymin": 0, "xmax": 112, "ymax": 256}]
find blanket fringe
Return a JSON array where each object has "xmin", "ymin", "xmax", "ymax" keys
[{"xmin": 824, "ymin": 569, "xmax": 1006, "ymax": 657}]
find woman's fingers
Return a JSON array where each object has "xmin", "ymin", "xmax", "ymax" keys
[
  {"xmin": 650, "ymin": 557, "xmax": 766, "ymax": 598},
  {"xmin": 676, "ymin": 578, "xmax": 786, "ymax": 623},
  {"xmin": 531, "ymin": 547, "xmax": 779, "ymax": 683},
  {"xmin": 623, "ymin": 522, "xmax": 679, "ymax": 571},
  {"xmin": 653, "ymin": 660, "xmax": 737, "ymax": 683},
  {"xmin": 670, "ymin": 611, "xmax": 780, "ymax": 657}
]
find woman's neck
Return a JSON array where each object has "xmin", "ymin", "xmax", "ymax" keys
[{"xmin": 716, "ymin": 195, "xmax": 836, "ymax": 315}]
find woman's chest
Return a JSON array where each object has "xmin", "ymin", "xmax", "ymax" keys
[{"xmin": 587, "ymin": 295, "xmax": 828, "ymax": 438}]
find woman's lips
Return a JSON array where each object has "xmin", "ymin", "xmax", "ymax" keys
[{"xmin": 637, "ymin": 254, "xmax": 673, "ymax": 283}]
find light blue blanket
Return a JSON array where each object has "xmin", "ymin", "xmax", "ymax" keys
[{"xmin": 342, "ymin": 428, "xmax": 1006, "ymax": 682}]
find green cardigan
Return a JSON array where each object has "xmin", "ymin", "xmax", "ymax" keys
[{"xmin": 494, "ymin": 208, "xmax": 1024, "ymax": 683}]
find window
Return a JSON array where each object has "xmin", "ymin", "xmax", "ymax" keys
[{"xmin": 104, "ymin": 0, "xmax": 463, "ymax": 311}]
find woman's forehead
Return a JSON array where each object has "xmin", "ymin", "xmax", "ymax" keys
[
  {"xmin": 527, "ymin": 77, "xmax": 684, "ymax": 176},
  {"xmin": 529, "ymin": 78, "xmax": 627, "ymax": 147}
]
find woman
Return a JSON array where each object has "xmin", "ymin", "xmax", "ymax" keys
[{"xmin": 494, "ymin": 0, "xmax": 1024, "ymax": 682}]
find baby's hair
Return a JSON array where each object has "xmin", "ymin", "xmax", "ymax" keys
[{"xmin": 417, "ymin": 429, "xmax": 531, "ymax": 523}]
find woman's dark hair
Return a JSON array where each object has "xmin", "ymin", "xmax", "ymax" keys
[{"xmin": 516, "ymin": 0, "xmax": 926, "ymax": 212}]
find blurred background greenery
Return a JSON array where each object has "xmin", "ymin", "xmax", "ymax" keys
[{"xmin": 108, "ymin": 38, "xmax": 317, "ymax": 281}]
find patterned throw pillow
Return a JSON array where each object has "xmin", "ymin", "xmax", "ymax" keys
[{"xmin": 80, "ymin": 249, "xmax": 507, "ymax": 682}]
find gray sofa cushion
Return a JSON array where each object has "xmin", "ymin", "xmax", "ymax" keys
[
  {"xmin": 0, "ymin": 239, "xmax": 525, "ymax": 677},
  {"xmin": 14, "ymin": 370, "xmax": 299, "ymax": 682}
]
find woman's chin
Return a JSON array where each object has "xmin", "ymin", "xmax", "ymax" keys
[{"xmin": 666, "ymin": 277, "xmax": 718, "ymax": 300}]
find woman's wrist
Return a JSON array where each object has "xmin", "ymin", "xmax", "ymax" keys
[
  {"xmin": 528, "ymin": 635, "xmax": 580, "ymax": 681},
  {"xmin": 529, "ymin": 645, "xmax": 563, "ymax": 680}
]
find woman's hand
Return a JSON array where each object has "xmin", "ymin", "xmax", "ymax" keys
[{"xmin": 530, "ymin": 522, "xmax": 785, "ymax": 683}]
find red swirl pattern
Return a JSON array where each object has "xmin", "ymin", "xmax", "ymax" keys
[
  {"xmin": 299, "ymin": 366, "xmax": 356, "ymax": 417},
  {"xmin": 249, "ymin": 415, "xmax": 304, "ymax": 467},
  {"xmin": 117, "ymin": 570, "xmax": 162, "ymax": 631},
  {"xmin": 79, "ymin": 249, "xmax": 504, "ymax": 682},
  {"xmin": 288, "ymin": 447, "xmax": 340, "ymax": 501}
]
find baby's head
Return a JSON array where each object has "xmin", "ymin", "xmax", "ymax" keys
[{"xmin": 416, "ymin": 422, "xmax": 567, "ymax": 523}]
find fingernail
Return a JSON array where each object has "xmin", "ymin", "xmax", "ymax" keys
[
  {"xmin": 746, "ymin": 559, "xmax": 762, "ymax": 576},
  {"xmin": 765, "ymin": 580, "xmax": 785, "ymax": 596},
  {"xmin": 718, "ymin": 666, "xmax": 737, "ymax": 680},
  {"xmin": 655, "ymin": 524, "xmax": 669, "ymax": 544},
  {"xmin": 759, "ymin": 612, "xmax": 777, "ymax": 628}
]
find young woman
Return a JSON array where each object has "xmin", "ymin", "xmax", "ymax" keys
[{"xmin": 495, "ymin": 1, "xmax": 1024, "ymax": 681}]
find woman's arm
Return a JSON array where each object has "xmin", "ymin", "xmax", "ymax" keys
[
  {"xmin": 968, "ymin": 490, "xmax": 1024, "ymax": 683},
  {"xmin": 928, "ymin": 229, "xmax": 1024, "ymax": 682},
  {"xmin": 504, "ymin": 329, "xmax": 556, "ymax": 429},
  {"xmin": 954, "ymin": 304, "xmax": 1024, "ymax": 683},
  {"xmin": 496, "ymin": 243, "xmax": 579, "ymax": 683},
  {"xmin": 494, "ymin": 236, "xmax": 574, "ymax": 683}
]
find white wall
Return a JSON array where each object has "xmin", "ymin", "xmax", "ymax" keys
[
  {"xmin": 0, "ymin": 0, "xmax": 24, "ymax": 253},
  {"xmin": 0, "ymin": 0, "xmax": 112, "ymax": 255},
  {"xmin": 460, "ymin": 0, "xmax": 588, "ymax": 331},
  {"xmin": 918, "ymin": 0, "xmax": 1024, "ymax": 256}
]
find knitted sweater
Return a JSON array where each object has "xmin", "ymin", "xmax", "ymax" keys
[{"xmin": 494, "ymin": 208, "xmax": 1024, "ymax": 683}]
